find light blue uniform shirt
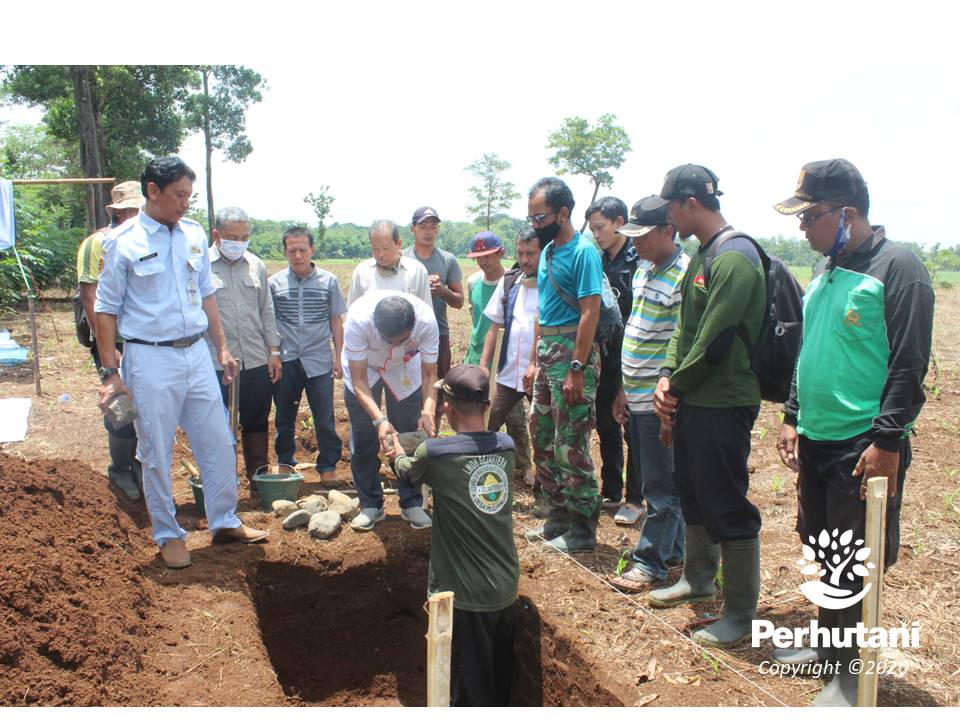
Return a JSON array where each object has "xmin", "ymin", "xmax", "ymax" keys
[
  {"xmin": 95, "ymin": 210, "xmax": 215, "ymax": 342},
  {"xmin": 537, "ymin": 232, "xmax": 603, "ymax": 327}
]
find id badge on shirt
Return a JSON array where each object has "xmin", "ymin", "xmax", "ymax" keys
[{"xmin": 187, "ymin": 268, "xmax": 201, "ymax": 305}]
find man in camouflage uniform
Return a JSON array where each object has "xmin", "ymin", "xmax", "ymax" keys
[{"xmin": 522, "ymin": 177, "xmax": 604, "ymax": 552}]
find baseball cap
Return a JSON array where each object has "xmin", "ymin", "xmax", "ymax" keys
[
  {"xmin": 466, "ymin": 231, "xmax": 504, "ymax": 257},
  {"xmin": 774, "ymin": 159, "xmax": 868, "ymax": 215},
  {"xmin": 412, "ymin": 206, "xmax": 441, "ymax": 225},
  {"xmin": 641, "ymin": 164, "xmax": 723, "ymax": 211},
  {"xmin": 618, "ymin": 196, "xmax": 670, "ymax": 238},
  {"xmin": 434, "ymin": 364, "xmax": 490, "ymax": 404},
  {"xmin": 106, "ymin": 181, "xmax": 145, "ymax": 211}
]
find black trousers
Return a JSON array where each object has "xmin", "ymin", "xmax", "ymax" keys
[
  {"xmin": 596, "ymin": 340, "xmax": 638, "ymax": 503},
  {"xmin": 216, "ymin": 363, "xmax": 273, "ymax": 434},
  {"xmin": 797, "ymin": 431, "xmax": 909, "ymax": 583},
  {"xmin": 673, "ymin": 403, "xmax": 761, "ymax": 542},
  {"xmin": 451, "ymin": 605, "xmax": 515, "ymax": 707}
]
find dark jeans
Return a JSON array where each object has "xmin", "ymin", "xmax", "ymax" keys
[
  {"xmin": 673, "ymin": 403, "xmax": 761, "ymax": 543},
  {"xmin": 596, "ymin": 343, "xmax": 637, "ymax": 503},
  {"xmin": 797, "ymin": 431, "xmax": 909, "ymax": 582},
  {"xmin": 216, "ymin": 363, "xmax": 273, "ymax": 434},
  {"xmin": 451, "ymin": 605, "xmax": 515, "ymax": 707},
  {"xmin": 273, "ymin": 360, "xmax": 341, "ymax": 472},
  {"xmin": 629, "ymin": 412, "xmax": 684, "ymax": 580},
  {"xmin": 344, "ymin": 380, "xmax": 423, "ymax": 510}
]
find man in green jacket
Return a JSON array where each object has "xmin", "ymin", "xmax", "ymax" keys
[
  {"xmin": 773, "ymin": 159, "xmax": 934, "ymax": 706},
  {"xmin": 649, "ymin": 165, "xmax": 766, "ymax": 648}
]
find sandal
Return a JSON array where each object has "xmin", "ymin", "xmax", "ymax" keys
[{"xmin": 610, "ymin": 566, "xmax": 661, "ymax": 593}]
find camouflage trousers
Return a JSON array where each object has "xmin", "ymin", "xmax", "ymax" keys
[{"xmin": 529, "ymin": 334, "xmax": 601, "ymax": 518}]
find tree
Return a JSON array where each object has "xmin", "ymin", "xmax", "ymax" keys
[
  {"xmin": 183, "ymin": 65, "xmax": 266, "ymax": 234},
  {"xmin": 465, "ymin": 153, "xmax": 520, "ymax": 230},
  {"xmin": 546, "ymin": 114, "xmax": 631, "ymax": 231},
  {"xmin": 304, "ymin": 187, "xmax": 335, "ymax": 243},
  {"xmin": 3, "ymin": 65, "xmax": 197, "ymax": 227}
]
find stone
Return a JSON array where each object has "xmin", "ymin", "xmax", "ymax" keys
[
  {"xmin": 281, "ymin": 509, "xmax": 311, "ymax": 530},
  {"xmin": 272, "ymin": 500, "xmax": 298, "ymax": 518},
  {"xmin": 327, "ymin": 490, "xmax": 360, "ymax": 518},
  {"xmin": 308, "ymin": 510, "xmax": 341, "ymax": 539},
  {"xmin": 300, "ymin": 498, "xmax": 328, "ymax": 515},
  {"xmin": 297, "ymin": 494, "xmax": 325, "ymax": 509}
]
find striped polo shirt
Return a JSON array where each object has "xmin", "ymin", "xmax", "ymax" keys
[{"xmin": 621, "ymin": 247, "xmax": 689, "ymax": 414}]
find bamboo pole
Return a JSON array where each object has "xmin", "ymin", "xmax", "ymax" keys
[
  {"xmin": 857, "ymin": 476, "xmax": 888, "ymax": 707},
  {"xmin": 425, "ymin": 591, "xmax": 454, "ymax": 707},
  {"xmin": 27, "ymin": 295, "xmax": 40, "ymax": 396}
]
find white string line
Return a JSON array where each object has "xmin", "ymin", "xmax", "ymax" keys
[{"xmin": 527, "ymin": 532, "xmax": 790, "ymax": 708}]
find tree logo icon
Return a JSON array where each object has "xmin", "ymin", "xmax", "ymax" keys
[{"xmin": 797, "ymin": 528, "xmax": 876, "ymax": 610}]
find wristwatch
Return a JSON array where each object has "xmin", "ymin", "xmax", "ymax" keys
[
  {"xmin": 569, "ymin": 360, "xmax": 583, "ymax": 373},
  {"xmin": 98, "ymin": 367, "xmax": 119, "ymax": 383},
  {"xmin": 372, "ymin": 416, "xmax": 388, "ymax": 428}
]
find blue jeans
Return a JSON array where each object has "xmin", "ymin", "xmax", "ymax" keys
[
  {"xmin": 344, "ymin": 380, "xmax": 423, "ymax": 511},
  {"xmin": 273, "ymin": 360, "xmax": 341, "ymax": 472},
  {"xmin": 628, "ymin": 412, "xmax": 684, "ymax": 580}
]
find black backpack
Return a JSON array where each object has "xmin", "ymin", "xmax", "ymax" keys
[
  {"xmin": 703, "ymin": 229, "xmax": 803, "ymax": 404},
  {"xmin": 545, "ymin": 243, "xmax": 623, "ymax": 345}
]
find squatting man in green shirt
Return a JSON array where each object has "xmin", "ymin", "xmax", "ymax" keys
[
  {"xmin": 772, "ymin": 159, "xmax": 934, "ymax": 706},
  {"xmin": 392, "ymin": 364, "xmax": 520, "ymax": 706}
]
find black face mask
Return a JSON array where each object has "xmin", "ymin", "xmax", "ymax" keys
[{"xmin": 534, "ymin": 220, "xmax": 562, "ymax": 244}]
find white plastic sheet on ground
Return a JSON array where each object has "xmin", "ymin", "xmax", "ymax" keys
[{"xmin": 0, "ymin": 398, "xmax": 31, "ymax": 442}]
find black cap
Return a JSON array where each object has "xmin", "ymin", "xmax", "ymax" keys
[
  {"xmin": 618, "ymin": 196, "xmax": 670, "ymax": 238},
  {"xmin": 774, "ymin": 159, "xmax": 868, "ymax": 215},
  {"xmin": 412, "ymin": 206, "xmax": 441, "ymax": 225},
  {"xmin": 642, "ymin": 164, "xmax": 723, "ymax": 211},
  {"xmin": 434, "ymin": 364, "xmax": 490, "ymax": 404}
]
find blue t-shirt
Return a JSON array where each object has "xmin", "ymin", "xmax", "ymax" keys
[{"xmin": 537, "ymin": 232, "xmax": 603, "ymax": 326}]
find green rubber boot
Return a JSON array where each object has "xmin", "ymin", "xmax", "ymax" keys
[
  {"xmin": 544, "ymin": 505, "xmax": 598, "ymax": 554},
  {"xmin": 813, "ymin": 603, "xmax": 861, "ymax": 707},
  {"xmin": 649, "ymin": 524, "xmax": 719, "ymax": 608},
  {"xmin": 107, "ymin": 434, "xmax": 141, "ymax": 500},
  {"xmin": 694, "ymin": 536, "xmax": 760, "ymax": 647},
  {"xmin": 524, "ymin": 504, "xmax": 570, "ymax": 542}
]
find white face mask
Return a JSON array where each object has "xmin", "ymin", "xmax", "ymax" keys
[{"xmin": 219, "ymin": 240, "xmax": 249, "ymax": 261}]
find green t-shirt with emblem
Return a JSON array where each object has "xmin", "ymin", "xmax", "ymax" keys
[{"xmin": 394, "ymin": 431, "xmax": 518, "ymax": 612}]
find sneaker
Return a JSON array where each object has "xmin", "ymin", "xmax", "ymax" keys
[
  {"xmin": 614, "ymin": 503, "xmax": 644, "ymax": 526},
  {"xmin": 400, "ymin": 506, "xmax": 433, "ymax": 529},
  {"xmin": 350, "ymin": 506, "xmax": 386, "ymax": 532},
  {"xmin": 601, "ymin": 497, "xmax": 621, "ymax": 509}
]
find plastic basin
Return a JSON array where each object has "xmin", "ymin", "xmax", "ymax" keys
[{"xmin": 253, "ymin": 470, "xmax": 303, "ymax": 511}]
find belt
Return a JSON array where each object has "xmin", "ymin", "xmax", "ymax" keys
[
  {"xmin": 126, "ymin": 333, "xmax": 203, "ymax": 349},
  {"xmin": 540, "ymin": 324, "xmax": 579, "ymax": 336}
]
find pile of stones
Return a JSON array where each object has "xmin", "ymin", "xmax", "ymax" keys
[{"xmin": 273, "ymin": 490, "xmax": 360, "ymax": 540}]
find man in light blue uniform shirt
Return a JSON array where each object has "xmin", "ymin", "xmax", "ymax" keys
[{"xmin": 95, "ymin": 156, "xmax": 268, "ymax": 570}]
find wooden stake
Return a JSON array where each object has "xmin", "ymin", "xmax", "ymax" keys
[
  {"xmin": 857, "ymin": 476, "xmax": 888, "ymax": 707},
  {"xmin": 9, "ymin": 178, "xmax": 115, "ymax": 185},
  {"xmin": 484, "ymin": 329, "xmax": 504, "ymax": 427},
  {"xmin": 425, "ymin": 591, "xmax": 454, "ymax": 707},
  {"xmin": 27, "ymin": 295, "xmax": 41, "ymax": 396}
]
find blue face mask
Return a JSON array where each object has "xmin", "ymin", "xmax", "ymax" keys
[{"xmin": 827, "ymin": 207, "xmax": 851, "ymax": 257}]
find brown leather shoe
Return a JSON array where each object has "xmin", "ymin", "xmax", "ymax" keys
[
  {"xmin": 159, "ymin": 538, "xmax": 191, "ymax": 569},
  {"xmin": 212, "ymin": 524, "xmax": 269, "ymax": 544},
  {"xmin": 320, "ymin": 470, "xmax": 337, "ymax": 483}
]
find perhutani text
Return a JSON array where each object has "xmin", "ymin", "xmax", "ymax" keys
[{"xmin": 752, "ymin": 620, "xmax": 921, "ymax": 649}]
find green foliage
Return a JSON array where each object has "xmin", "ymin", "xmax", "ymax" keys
[
  {"xmin": 303, "ymin": 186, "xmax": 335, "ymax": 243},
  {"xmin": 183, "ymin": 65, "xmax": 265, "ymax": 164},
  {"xmin": 546, "ymin": 113, "xmax": 631, "ymax": 211},
  {"xmin": 465, "ymin": 153, "xmax": 520, "ymax": 230}
]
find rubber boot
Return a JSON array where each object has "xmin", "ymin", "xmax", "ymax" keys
[
  {"xmin": 649, "ymin": 524, "xmax": 719, "ymax": 608},
  {"xmin": 524, "ymin": 504, "xmax": 569, "ymax": 542},
  {"xmin": 107, "ymin": 434, "xmax": 141, "ymax": 500},
  {"xmin": 772, "ymin": 607, "xmax": 837, "ymax": 672},
  {"xmin": 812, "ymin": 603, "xmax": 861, "ymax": 707},
  {"xmin": 241, "ymin": 431, "xmax": 269, "ymax": 493},
  {"xmin": 544, "ymin": 505, "xmax": 598, "ymax": 554},
  {"xmin": 693, "ymin": 536, "xmax": 760, "ymax": 647}
]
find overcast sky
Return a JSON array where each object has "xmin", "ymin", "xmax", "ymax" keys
[{"xmin": 3, "ymin": 0, "xmax": 958, "ymax": 246}]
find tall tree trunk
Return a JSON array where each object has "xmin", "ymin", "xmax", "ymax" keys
[
  {"xmin": 71, "ymin": 66, "xmax": 106, "ymax": 231},
  {"xmin": 202, "ymin": 68, "xmax": 215, "ymax": 239},
  {"xmin": 579, "ymin": 178, "xmax": 602, "ymax": 233}
]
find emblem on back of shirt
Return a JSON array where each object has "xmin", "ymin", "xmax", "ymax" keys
[{"xmin": 465, "ymin": 455, "xmax": 509, "ymax": 514}]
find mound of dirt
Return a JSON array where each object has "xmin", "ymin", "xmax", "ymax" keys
[{"xmin": 0, "ymin": 453, "xmax": 153, "ymax": 705}]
